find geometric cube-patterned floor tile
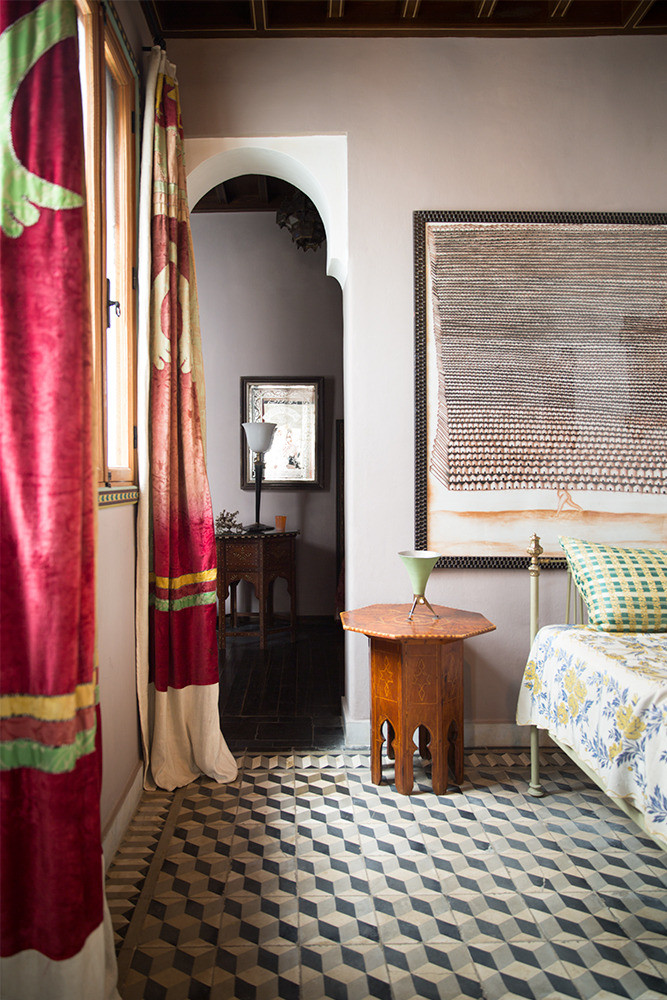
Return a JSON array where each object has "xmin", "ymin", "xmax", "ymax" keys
[
  {"xmin": 569, "ymin": 846, "xmax": 667, "ymax": 894},
  {"xmin": 295, "ymin": 819, "xmax": 362, "ymax": 859},
  {"xmin": 300, "ymin": 943, "xmax": 392, "ymax": 1000},
  {"xmin": 449, "ymin": 891, "xmax": 543, "ymax": 944},
  {"xmin": 469, "ymin": 939, "xmax": 582, "ymax": 1000},
  {"xmin": 635, "ymin": 938, "xmax": 667, "ymax": 980},
  {"xmin": 357, "ymin": 818, "xmax": 427, "ymax": 856},
  {"xmin": 297, "ymin": 853, "xmax": 370, "ymax": 896},
  {"xmin": 139, "ymin": 891, "xmax": 226, "ymax": 947},
  {"xmin": 597, "ymin": 889, "xmax": 667, "ymax": 940},
  {"xmin": 365, "ymin": 851, "xmax": 443, "ymax": 896},
  {"xmin": 294, "ymin": 769, "xmax": 350, "ymax": 799},
  {"xmin": 497, "ymin": 846, "xmax": 592, "ymax": 894},
  {"xmin": 298, "ymin": 893, "xmax": 379, "ymax": 945},
  {"xmin": 417, "ymin": 816, "xmax": 492, "ymax": 856},
  {"xmin": 226, "ymin": 852, "xmax": 298, "ymax": 897},
  {"xmin": 384, "ymin": 941, "xmax": 484, "ymax": 1000},
  {"xmin": 214, "ymin": 944, "xmax": 301, "ymax": 1000},
  {"xmin": 121, "ymin": 942, "xmax": 221, "ymax": 1000},
  {"xmin": 519, "ymin": 889, "xmax": 634, "ymax": 943},
  {"xmin": 154, "ymin": 855, "xmax": 232, "ymax": 898},
  {"xmin": 231, "ymin": 822, "xmax": 297, "ymax": 859},
  {"xmin": 219, "ymin": 893, "xmax": 299, "ymax": 947},
  {"xmin": 375, "ymin": 891, "xmax": 462, "ymax": 945},
  {"xmin": 108, "ymin": 749, "xmax": 667, "ymax": 999},
  {"xmin": 552, "ymin": 937, "xmax": 667, "ymax": 1000},
  {"xmin": 431, "ymin": 850, "xmax": 517, "ymax": 896}
]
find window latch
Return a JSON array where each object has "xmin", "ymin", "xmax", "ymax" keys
[{"xmin": 106, "ymin": 278, "xmax": 121, "ymax": 328}]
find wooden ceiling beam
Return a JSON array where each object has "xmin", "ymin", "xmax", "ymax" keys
[
  {"xmin": 143, "ymin": 0, "xmax": 667, "ymax": 39},
  {"xmin": 624, "ymin": 0, "xmax": 655, "ymax": 28},
  {"xmin": 250, "ymin": 0, "xmax": 267, "ymax": 32},
  {"xmin": 476, "ymin": 0, "xmax": 498, "ymax": 18},
  {"xmin": 401, "ymin": 1, "xmax": 421, "ymax": 17},
  {"xmin": 550, "ymin": 0, "xmax": 573, "ymax": 16},
  {"xmin": 256, "ymin": 175, "xmax": 269, "ymax": 206}
]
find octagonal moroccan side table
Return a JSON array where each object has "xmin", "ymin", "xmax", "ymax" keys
[{"xmin": 340, "ymin": 604, "xmax": 495, "ymax": 795}]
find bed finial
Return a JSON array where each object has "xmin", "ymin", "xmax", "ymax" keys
[
  {"xmin": 526, "ymin": 532, "xmax": 546, "ymax": 797},
  {"xmin": 527, "ymin": 533, "xmax": 543, "ymax": 573}
]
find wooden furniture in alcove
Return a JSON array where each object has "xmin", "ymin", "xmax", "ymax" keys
[
  {"xmin": 340, "ymin": 604, "xmax": 495, "ymax": 795},
  {"xmin": 216, "ymin": 531, "xmax": 298, "ymax": 649}
]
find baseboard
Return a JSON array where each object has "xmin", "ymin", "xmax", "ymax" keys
[
  {"xmin": 339, "ymin": 712, "xmax": 542, "ymax": 751},
  {"xmin": 102, "ymin": 763, "xmax": 144, "ymax": 870},
  {"xmin": 341, "ymin": 698, "xmax": 370, "ymax": 748},
  {"xmin": 465, "ymin": 722, "xmax": 526, "ymax": 747},
  {"xmin": 465, "ymin": 723, "xmax": 555, "ymax": 748}
]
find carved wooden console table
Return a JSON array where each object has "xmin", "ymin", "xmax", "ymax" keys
[
  {"xmin": 340, "ymin": 604, "xmax": 495, "ymax": 795},
  {"xmin": 216, "ymin": 531, "xmax": 298, "ymax": 650}
]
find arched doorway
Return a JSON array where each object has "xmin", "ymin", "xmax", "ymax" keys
[
  {"xmin": 186, "ymin": 136, "xmax": 348, "ymax": 287},
  {"xmin": 186, "ymin": 137, "xmax": 349, "ymax": 749}
]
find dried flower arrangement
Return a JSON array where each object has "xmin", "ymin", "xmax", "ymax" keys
[{"xmin": 215, "ymin": 509, "xmax": 244, "ymax": 535}]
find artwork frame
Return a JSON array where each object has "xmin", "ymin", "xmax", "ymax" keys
[
  {"xmin": 414, "ymin": 210, "xmax": 667, "ymax": 569},
  {"xmin": 240, "ymin": 377, "xmax": 325, "ymax": 490}
]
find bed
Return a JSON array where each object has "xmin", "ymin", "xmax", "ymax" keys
[{"xmin": 516, "ymin": 533, "xmax": 667, "ymax": 851}]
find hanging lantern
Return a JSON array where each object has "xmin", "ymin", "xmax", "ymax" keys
[{"xmin": 276, "ymin": 189, "xmax": 326, "ymax": 252}]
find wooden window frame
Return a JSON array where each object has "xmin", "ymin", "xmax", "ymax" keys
[{"xmin": 77, "ymin": 0, "xmax": 137, "ymax": 488}]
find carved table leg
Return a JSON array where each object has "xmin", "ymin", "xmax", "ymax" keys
[
  {"xmin": 230, "ymin": 581, "xmax": 238, "ymax": 628},
  {"xmin": 289, "ymin": 548, "xmax": 297, "ymax": 643},
  {"xmin": 267, "ymin": 579, "xmax": 274, "ymax": 626},
  {"xmin": 386, "ymin": 720, "xmax": 396, "ymax": 760},
  {"xmin": 441, "ymin": 641, "xmax": 464, "ymax": 785},
  {"xmin": 217, "ymin": 587, "xmax": 228, "ymax": 650},
  {"xmin": 418, "ymin": 724, "xmax": 431, "ymax": 761},
  {"xmin": 370, "ymin": 697, "xmax": 383, "ymax": 786},
  {"xmin": 448, "ymin": 718, "xmax": 463, "ymax": 785},
  {"xmin": 394, "ymin": 725, "xmax": 414, "ymax": 795},
  {"xmin": 259, "ymin": 564, "xmax": 267, "ymax": 650}
]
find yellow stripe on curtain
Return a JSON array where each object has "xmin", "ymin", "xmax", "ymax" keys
[{"xmin": 149, "ymin": 569, "xmax": 217, "ymax": 588}]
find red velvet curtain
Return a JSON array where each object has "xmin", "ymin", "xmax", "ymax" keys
[
  {"xmin": 142, "ymin": 53, "xmax": 236, "ymax": 789},
  {"xmin": 149, "ymin": 69, "xmax": 219, "ymax": 691},
  {"xmin": 0, "ymin": 0, "xmax": 103, "ymax": 973}
]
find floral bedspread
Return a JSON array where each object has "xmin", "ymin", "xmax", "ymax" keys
[{"xmin": 516, "ymin": 625, "xmax": 667, "ymax": 848}]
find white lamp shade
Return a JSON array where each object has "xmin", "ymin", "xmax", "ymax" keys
[{"xmin": 242, "ymin": 421, "xmax": 276, "ymax": 454}]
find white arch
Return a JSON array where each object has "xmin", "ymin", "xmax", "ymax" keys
[{"xmin": 185, "ymin": 136, "xmax": 348, "ymax": 288}]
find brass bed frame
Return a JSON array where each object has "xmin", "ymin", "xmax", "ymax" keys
[{"xmin": 524, "ymin": 533, "xmax": 665, "ymax": 851}]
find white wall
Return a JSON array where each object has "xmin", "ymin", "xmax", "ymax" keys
[
  {"xmin": 191, "ymin": 211, "xmax": 343, "ymax": 615},
  {"xmin": 96, "ymin": 4, "xmax": 151, "ymax": 835},
  {"xmin": 97, "ymin": 503, "xmax": 141, "ymax": 832},
  {"xmin": 173, "ymin": 34, "xmax": 667, "ymax": 743}
]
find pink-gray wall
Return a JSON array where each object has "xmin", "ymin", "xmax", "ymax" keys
[
  {"xmin": 97, "ymin": 3, "xmax": 151, "ymax": 840},
  {"xmin": 173, "ymin": 34, "xmax": 667, "ymax": 744},
  {"xmin": 97, "ymin": 25, "xmax": 667, "ymax": 824},
  {"xmin": 190, "ymin": 211, "xmax": 343, "ymax": 615},
  {"xmin": 97, "ymin": 503, "xmax": 141, "ymax": 840}
]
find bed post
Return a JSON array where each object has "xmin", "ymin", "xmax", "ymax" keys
[{"xmin": 527, "ymin": 533, "xmax": 545, "ymax": 797}]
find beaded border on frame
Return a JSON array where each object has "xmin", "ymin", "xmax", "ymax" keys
[{"xmin": 413, "ymin": 209, "xmax": 667, "ymax": 571}]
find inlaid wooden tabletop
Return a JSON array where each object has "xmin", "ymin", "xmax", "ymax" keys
[{"xmin": 340, "ymin": 604, "xmax": 495, "ymax": 641}]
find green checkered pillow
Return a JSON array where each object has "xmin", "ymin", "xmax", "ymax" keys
[{"xmin": 559, "ymin": 537, "xmax": 667, "ymax": 633}]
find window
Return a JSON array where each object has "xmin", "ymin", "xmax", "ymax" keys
[{"xmin": 77, "ymin": 0, "xmax": 137, "ymax": 487}]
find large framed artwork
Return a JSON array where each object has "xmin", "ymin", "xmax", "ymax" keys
[
  {"xmin": 241, "ymin": 377, "xmax": 324, "ymax": 489},
  {"xmin": 414, "ymin": 211, "xmax": 667, "ymax": 568}
]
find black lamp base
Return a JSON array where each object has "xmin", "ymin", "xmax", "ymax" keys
[{"xmin": 244, "ymin": 523, "xmax": 275, "ymax": 533}]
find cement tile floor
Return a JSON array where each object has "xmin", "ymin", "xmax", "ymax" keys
[{"xmin": 107, "ymin": 748, "xmax": 667, "ymax": 1000}]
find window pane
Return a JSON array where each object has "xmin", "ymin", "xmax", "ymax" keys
[{"xmin": 105, "ymin": 64, "xmax": 129, "ymax": 471}]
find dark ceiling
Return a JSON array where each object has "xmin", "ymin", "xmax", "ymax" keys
[
  {"xmin": 192, "ymin": 175, "xmax": 296, "ymax": 214},
  {"xmin": 168, "ymin": 2, "xmax": 665, "ymax": 215},
  {"xmin": 141, "ymin": 1, "xmax": 667, "ymax": 41}
]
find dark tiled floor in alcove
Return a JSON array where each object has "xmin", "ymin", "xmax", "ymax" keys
[{"xmin": 218, "ymin": 617, "xmax": 346, "ymax": 752}]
